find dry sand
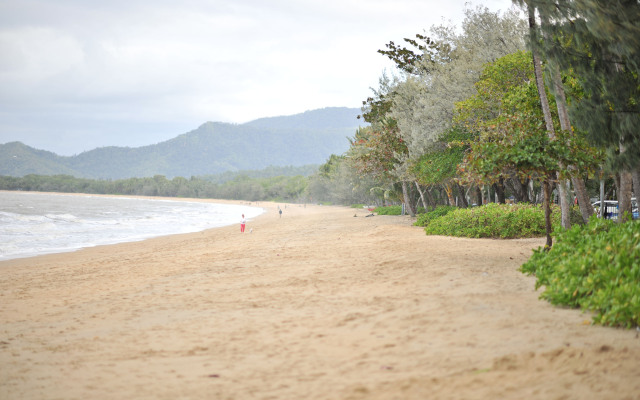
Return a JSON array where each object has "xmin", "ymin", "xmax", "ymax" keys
[{"xmin": 1, "ymin": 198, "xmax": 639, "ymax": 399}]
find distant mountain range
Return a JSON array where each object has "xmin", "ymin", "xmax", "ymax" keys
[{"xmin": 0, "ymin": 107, "xmax": 363, "ymax": 179}]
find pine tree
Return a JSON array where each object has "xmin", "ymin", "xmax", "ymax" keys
[{"xmin": 516, "ymin": 0, "xmax": 640, "ymax": 220}]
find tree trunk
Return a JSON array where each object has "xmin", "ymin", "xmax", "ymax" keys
[
  {"xmin": 529, "ymin": 6, "xmax": 555, "ymax": 135},
  {"xmin": 529, "ymin": 5, "xmax": 570, "ymax": 232},
  {"xmin": 425, "ymin": 187, "xmax": 437, "ymax": 210},
  {"xmin": 444, "ymin": 183, "xmax": 456, "ymax": 206},
  {"xmin": 572, "ymin": 176, "xmax": 594, "ymax": 223},
  {"xmin": 493, "ymin": 178, "xmax": 506, "ymax": 204},
  {"xmin": 550, "ymin": 58, "xmax": 595, "ymax": 223},
  {"xmin": 529, "ymin": 179, "xmax": 537, "ymax": 204},
  {"xmin": 506, "ymin": 176, "xmax": 529, "ymax": 203},
  {"xmin": 415, "ymin": 181, "xmax": 429, "ymax": 212},
  {"xmin": 632, "ymin": 167, "xmax": 640, "ymax": 200},
  {"xmin": 618, "ymin": 143, "xmax": 633, "ymax": 222},
  {"xmin": 545, "ymin": 59, "xmax": 573, "ymax": 229},
  {"xmin": 402, "ymin": 181, "xmax": 416, "ymax": 217},
  {"xmin": 599, "ymin": 178, "xmax": 605, "ymax": 218},
  {"xmin": 456, "ymin": 183, "xmax": 469, "ymax": 208},
  {"xmin": 557, "ymin": 176, "xmax": 572, "ymax": 228},
  {"xmin": 520, "ymin": 178, "xmax": 531, "ymax": 203},
  {"xmin": 619, "ymin": 170, "xmax": 633, "ymax": 222},
  {"xmin": 475, "ymin": 186, "xmax": 482, "ymax": 207},
  {"xmin": 543, "ymin": 179, "xmax": 553, "ymax": 249}
]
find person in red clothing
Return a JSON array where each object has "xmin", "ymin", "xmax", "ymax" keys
[{"xmin": 240, "ymin": 214, "xmax": 246, "ymax": 233}]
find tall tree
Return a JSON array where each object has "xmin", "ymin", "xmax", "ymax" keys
[
  {"xmin": 538, "ymin": 13, "xmax": 595, "ymax": 223},
  {"xmin": 547, "ymin": 59, "xmax": 595, "ymax": 223},
  {"xmin": 379, "ymin": 6, "xmax": 527, "ymax": 210},
  {"xmin": 518, "ymin": 0, "xmax": 640, "ymax": 221},
  {"xmin": 455, "ymin": 50, "xmax": 535, "ymax": 204},
  {"xmin": 390, "ymin": 6, "xmax": 527, "ymax": 161},
  {"xmin": 458, "ymin": 49, "xmax": 603, "ymax": 247},
  {"xmin": 355, "ymin": 73, "xmax": 417, "ymax": 214},
  {"xmin": 528, "ymin": 3, "xmax": 573, "ymax": 232}
]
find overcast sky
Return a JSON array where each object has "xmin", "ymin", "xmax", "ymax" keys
[{"xmin": 0, "ymin": 0, "xmax": 516, "ymax": 155}]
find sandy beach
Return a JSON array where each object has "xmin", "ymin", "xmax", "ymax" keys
[{"xmin": 1, "ymin": 198, "xmax": 639, "ymax": 399}]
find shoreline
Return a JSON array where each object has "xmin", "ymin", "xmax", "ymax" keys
[
  {"xmin": 1, "ymin": 197, "xmax": 639, "ymax": 399},
  {"xmin": 0, "ymin": 191, "xmax": 274, "ymax": 263}
]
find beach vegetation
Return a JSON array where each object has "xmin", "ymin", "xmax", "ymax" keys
[
  {"xmin": 422, "ymin": 203, "xmax": 581, "ymax": 239},
  {"xmin": 414, "ymin": 205, "xmax": 457, "ymax": 228},
  {"xmin": 307, "ymin": 154, "xmax": 383, "ymax": 206},
  {"xmin": 336, "ymin": 1, "xmax": 639, "ymax": 249},
  {"xmin": 342, "ymin": 7, "xmax": 529, "ymax": 217},
  {"xmin": 521, "ymin": 217, "xmax": 640, "ymax": 329},
  {"xmin": 0, "ymin": 171, "xmax": 310, "ymax": 203},
  {"xmin": 305, "ymin": 3, "xmax": 639, "ymax": 253},
  {"xmin": 372, "ymin": 205, "xmax": 428, "ymax": 215},
  {"xmin": 374, "ymin": 205, "xmax": 402, "ymax": 215}
]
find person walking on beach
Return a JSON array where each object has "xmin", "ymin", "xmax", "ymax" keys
[{"xmin": 240, "ymin": 214, "xmax": 246, "ymax": 233}]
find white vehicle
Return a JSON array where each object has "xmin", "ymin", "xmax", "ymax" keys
[{"xmin": 592, "ymin": 198, "xmax": 638, "ymax": 220}]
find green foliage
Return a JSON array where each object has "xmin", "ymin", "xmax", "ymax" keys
[
  {"xmin": 374, "ymin": 205, "xmax": 402, "ymax": 215},
  {"xmin": 521, "ymin": 217, "xmax": 640, "ymax": 328},
  {"xmin": 377, "ymin": 33, "xmax": 445, "ymax": 74},
  {"xmin": 423, "ymin": 203, "xmax": 577, "ymax": 238},
  {"xmin": 0, "ymin": 172, "xmax": 309, "ymax": 203},
  {"xmin": 307, "ymin": 154, "xmax": 382, "ymax": 206},
  {"xmin": 528, "ymin": 0, "xmax": 640, "ymax": 171},
  {"xmin": 414, "ymin": 206, "xmax": 457, "ymax": 227},
  {"xmin": 349, "ymin": 123, "xmax": 407, "ymax": 182},
  {"xmin": 412, "ymin": 128, "xmax": 470, "ymax": 186},
  {"xmin": 458, "ymin": 52, "xmax": 603, "ymax": 186},
  {"xmin": 316, "ymin": 154, "xmax": 344, "ymax": 179},
  {"xmin": 358, "ymin": 74, "xmax": 396, "ymax": 125},
  {"xmin": 455, "ymin": 50, "xmax": 534, "ymax": 131},
  {"xmin": 374, "ymin": 205, "xmax": 426, "ymax": 215}
]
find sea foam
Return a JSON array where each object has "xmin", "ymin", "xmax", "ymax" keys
[{"xmin": 0, "ymin": 192, "xmax": 263, "ymax": 261}]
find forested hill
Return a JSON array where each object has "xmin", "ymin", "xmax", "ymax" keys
[{"xmin": 0, "ymin": 107, "xmax": 362, "ymax": 179}]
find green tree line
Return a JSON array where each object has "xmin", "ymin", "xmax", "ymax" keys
[
  {"xmin": 308, "ymin": 2, "xmax": 639, "ymax": 246},
  {"xmin": 0, "ymin": 173, "xmax": 309, "ymax": 203}
]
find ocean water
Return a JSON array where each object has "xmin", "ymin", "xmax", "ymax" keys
[{"xmin": 0, "ymin": 191, "xmax": 264, "ymax": 261}]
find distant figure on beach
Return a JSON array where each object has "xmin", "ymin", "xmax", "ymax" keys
[
  {"xmin": 279, "ymin": 209, "xmax": 282, "ymax": 218},
  {"xmin": 240, "ymin": 214, "xmax": 246, "ymax": 232}
]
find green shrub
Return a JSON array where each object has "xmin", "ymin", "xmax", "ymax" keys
[
  {"xmin": 521, "ymin": 217, "xmax": 640, "ymax": 329},
  {"xmin": 374, "ymin": 205, "xmax": 427, "ymax": 215},
  {"xmin": 350, "ymin": 204, "xmax": 365, "ymax": 209},
  {"xmin": 414, "ymin": 206, "xmax": 458, "ymax": 227},
  {"xmin": 423, "ymin": 203, "xmax": 569, "ymax": 238},
  {"xmin": 374, "ymin": 205, "xmax": 402, "ymax": 215}
]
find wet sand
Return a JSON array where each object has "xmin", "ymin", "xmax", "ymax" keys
[{"xmin": 1, "ymin": 198, "xmax": 639, "ymax": 399}]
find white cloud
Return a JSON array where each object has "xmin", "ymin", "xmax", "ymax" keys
[
  {"xmin": 0, "ymin": 0, "xmax": 517, "ymax": 155},
  {"xmin": 0, "ymin": 27, "xmax": 85, "ymax": 99}
]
